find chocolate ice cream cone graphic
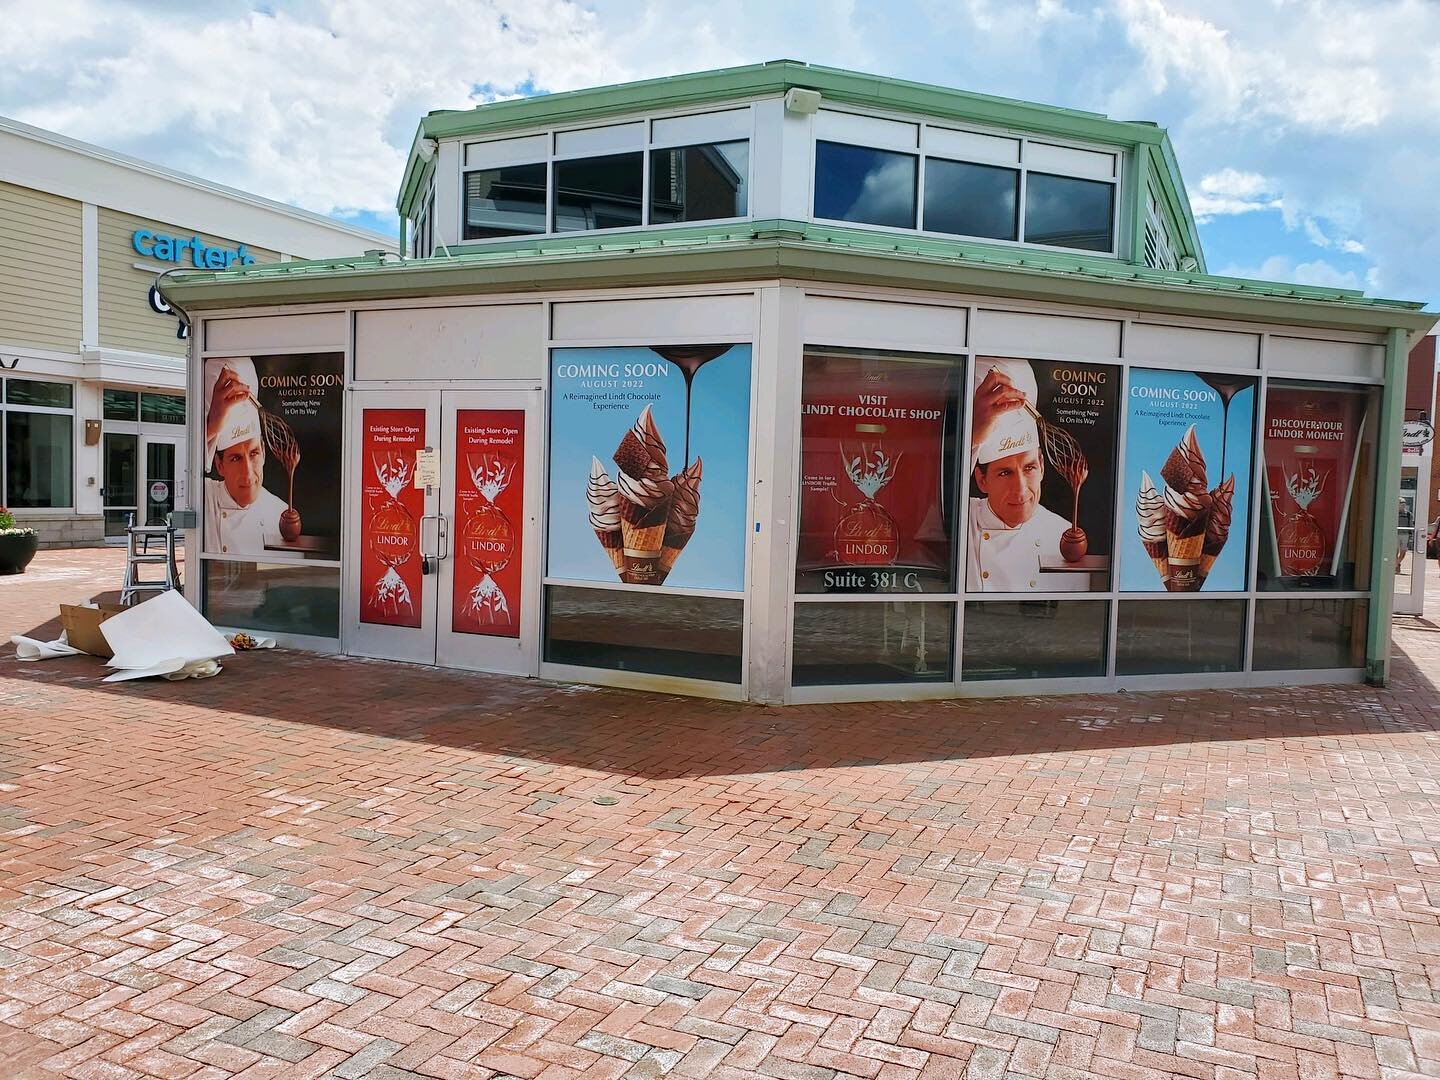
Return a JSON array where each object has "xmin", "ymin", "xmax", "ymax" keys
[
  {"xmin": 1136, "ymin": 471, "xmax": 1169, "ymax": 582},
  {"xmin": 613, "ymin": 405, "xmax": 673, "ymax": 585},
  {"xmin": 587, "ymin": 457, "xmax": 625, "ymax": 573},
  {"xmin": 1201, "ymin": 475, "xmax": 1235, "ymax": 576},
  {"xmin": 657, "ymin": 458, "xmax": 702, "ymax": 583},
  {"xmin": 1163, "ymin": 488, "xmax": 1211, "ymax": 591}
]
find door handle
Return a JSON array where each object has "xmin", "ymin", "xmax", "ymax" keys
[
  {"xmin": 419, "ymin": 513, "xmax": 442, "ymax": 575},
  {"xmin": 436, "ymin": 514, "xmax": 450, "ymax": 562}
]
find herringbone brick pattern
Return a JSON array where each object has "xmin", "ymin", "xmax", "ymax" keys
[{"xmin": 1, "ymin": 549, "xmax": 1439, "ymax": 1078}]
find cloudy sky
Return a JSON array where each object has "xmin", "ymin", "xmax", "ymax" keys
[{"xmin": 3, "ymin": 0, "xmax": 1435, "ymax": 304}]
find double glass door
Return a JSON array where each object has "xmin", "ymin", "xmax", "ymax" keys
[
  {"xmin": 103, "ymin": 432, "xmax": 183, "ymax": 537},
  {"xmin": 345, "ymin": 388, "xmax": 540, "ymax": 674}
]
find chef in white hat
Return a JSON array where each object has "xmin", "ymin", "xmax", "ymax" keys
[
  {"xmin": 203, "ymin": 357, "xmax": 287, "ymax": 554},
  {"xmin": 967, "ymin": 360, "xmax": 1082, "ymax": 592}
]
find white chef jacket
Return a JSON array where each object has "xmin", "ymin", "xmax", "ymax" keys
[
  {"xmin": 204, "ymin": 478, "xmax": 289, "ymax": 555},
  {"xmin": 967, "ymin": 497, "xmax": 1086, "ymax": 592}
]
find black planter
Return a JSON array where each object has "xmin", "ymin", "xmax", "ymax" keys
[{"xmin": 0, "ymin": 531, "xmax": 39, "ymax": 575}]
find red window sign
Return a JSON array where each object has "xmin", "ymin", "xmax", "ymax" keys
[
  {"xmin": 360, "ymin": 409, "xmax": 425, "ymax": 627},
  {"xmin": 1263, "ymin": 388, "xmax": 1366, "ymax": 578},
  {"xmin": 452, "ymin": 410, "xmax": 523, "ymax": 638}
]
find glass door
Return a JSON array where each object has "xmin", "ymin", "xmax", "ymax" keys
[
  {"xmin": 344, "ymin": 389, "xmax": 539, "ymax": 675},
  {"xmin": 346, "ymin": 390, "xmax": 441, "ymax": 664},
  {"xmin": 102, "ymin": 432, "xmax": 139, "ymax": 537},
  {"xmin": 437, "ymin": 390, "xmax": 539, "ymax": 675},
  {"xmin": 142, "ymin": 435, "xmax": 183, "ymax": 526},
  {"xmin": 1395, "ymin": 467, "xmax": 1427, "ymax": 616}
]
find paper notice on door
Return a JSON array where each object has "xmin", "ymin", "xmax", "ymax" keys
[{"xmin": 413, "ymin": 448, "xmax": 439, "ymax": 488}]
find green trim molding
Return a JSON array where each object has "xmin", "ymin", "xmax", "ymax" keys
[
  {"xmin": 1367, "ymin": 326, "xmax": 1410, "ymax": 684},
  {"xmin": 161, "ymin": 217, "xmax": 1434, "ymax": 338}
]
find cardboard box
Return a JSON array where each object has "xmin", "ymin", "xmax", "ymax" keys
[{"xmin": 59, "ymin": 604, "xmax": 126, "ymax": 659}]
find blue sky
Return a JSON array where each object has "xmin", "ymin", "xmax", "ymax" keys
[{"xmin": 4, "ymin": 1, "xmax": 1435, "ymax": 304}]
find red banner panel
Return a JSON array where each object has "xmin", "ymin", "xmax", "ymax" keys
[
  {"xmin": 452, "ymin": 410, "xmax": 524, "ymax": 638},
  {"xmin": 360, "ymin": 409, "xmax": 425, "ymax": 627},
  {"xmin": 796, "ymin": 354, "xmax": 957, "ymax": 593},
  {"xmin": 1264, "ymin": 388, "xmax": 1367, "ymax": 578}
]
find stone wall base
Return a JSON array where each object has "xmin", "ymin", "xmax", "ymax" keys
[{"xmin": 11, "ymin": 514, "xmax": 106, "ymax": 549}]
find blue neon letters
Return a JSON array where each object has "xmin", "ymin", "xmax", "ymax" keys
[{"xmin": 131, "ymin": 230, "xmax": 256, "ymax": 268}]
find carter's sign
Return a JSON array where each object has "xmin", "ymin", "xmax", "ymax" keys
[{"xmin": 131, "ymin": 229, "xmax": 256, "ymax": 269}]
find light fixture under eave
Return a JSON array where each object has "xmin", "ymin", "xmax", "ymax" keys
[
  {"xmin": 417, "ymin": 137, "xmax": 438, "ymax": 161},
  {"xmin": 784, "ymin": 88, "xmax": 822, "ymax": 115}
]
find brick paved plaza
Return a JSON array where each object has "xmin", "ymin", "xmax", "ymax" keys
[{"xmin": 3, "ymin": 549, "xmax": 1440, "ymax": 1079}]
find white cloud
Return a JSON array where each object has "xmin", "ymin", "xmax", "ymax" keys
[
  {"xmin": 1190, "ymin": 169, "xmax": 1282, "ymax": 221},
  {"xmin": 1214, "ymin": 255, "xmax": 1362, "ymax": 291},
  {"xmin": 0, "ymin": 0, "xmax": 1435, "ymax": 302}
]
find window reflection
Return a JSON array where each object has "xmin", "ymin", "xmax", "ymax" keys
[
  {"xmin": 545, "ymin": 586, "xmax": 743, "ymax": 683},
  {"xmin": 1253, "ymin": 598, "xmax": 1367, "ymax": 670},
  {"xmin": 651, "ymin": 141, "xmax": 748, "ymax": 223},
  {"xmin": 1115, "ymin": 599, "xmax": 1246, "ymax": 675},
  {"xmin": 1024, "ymin": 172, "xmax": 1114, "ymax": 251},
  {"xmin": 793, "ymin": 602, "xmax": 954, "ymax": 685},
  {"xmin": 961, "ymin": 600, "xmax": 1108, "ymax": 680},
  {"xmin": 464, "ymin": 162, "xmax": 548, "ymax": 239},
  {"xmin": 814, "ymin": 142, "xmax": 917, "ymax": 229},
  {"xmin": 924, "ymin": 158, "xmax": 1018, "ymax": 241},
  {"xmin": 553, "ymin": 152, "xmax": 644, "ymax": 232}
]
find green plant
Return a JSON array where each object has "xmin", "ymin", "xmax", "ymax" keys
[{"xmin": 0, "ymin": 507, "xmax": 35, "ymax": 535}]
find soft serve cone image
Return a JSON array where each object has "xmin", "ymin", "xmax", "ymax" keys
[
  {"xmin": 1160, "ymin": 424, "xmax": 1209, "ymax": 496},
  {"xmin": 613, "ymin": 404, "xmax": 674, "ymax": 585},
  {"xmin": 587, "ymin": 457, "xmax": 625, "ymax": 573},
  {"xmin": 1135, "ymin": 471, "xmax": 1169, "ymax": 582},
  {"xmin": 1161, "ymin": 433, "xmax": 1213, "ymax": 593},
  {"xmin": 656, "ymin": 458, "xmax": 702, "ymax": 583},
  {"xmin": 1201, "ymin": 475, "xmax": 1235, "ymax": 577}
]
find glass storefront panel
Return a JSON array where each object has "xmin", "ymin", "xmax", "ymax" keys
[
  {"xmin": 4, "ymin": 378, "xmax": 73, "ymax": 409},
  {"xmin": 203, "ymin": 560, "xmax": 341, "ymax": 639},
  {"xmin": 923, "ymin": 158, "xmax": 1018, "ymax": 241},
  {"xmin": 544, "ymin": 586, "xmax": 743, "ymax": 683},
  {"xmin": 796, "ymin": 351, "xmax": 961, "ymax": 594},
  {"xmin": 102, "ymin": 431, "xmax": 138, "ymax": 535},
  {"xmin": 463, "ymin": 162, "xmax": 547, "ymax": 239},
  {"xmin": 1115, "ymin": 599, "xmax": 1247, "ymax": 675},
  {"xmin": 5, "ymin": 412, "xmax": 73, "ymax": 508},
  {"xmin": 141, "ymin": 393, "xmax": 186, "ymax": 425},
  {"xmin": 967, "ymin": 357, "xmax": 1120, "ymax": 593},
  {"xmin": 1120, "ymin": 370, "xmax": 1257, "ymax": 593},
  {"xmin": 813, "ymin": 142, "xmax": 917, "ymax": 229},
  {"xmin": 650, "ymin": 141, "xmax": 748, "ymax": 223},
  {"xmin": 1023, "ymin": 172, "xmax": 1114, "ymax": 251},
  {"xmin": 792, "ymin": 602, "xmax": 954, "ymax": 685},
  {"xmin": 961, "ymin": 600, "xmax": 1108, "ymax": 681},
  {"xmin": 1258, "ymin": 383, "xmax": 1378, "ymax": 591},
  {"xmin": 1253, "ymin": 598, "xmax": 1367, "ymax": 670},
  {"xmin": 103, "ymin": 388, "xmax": 139, "ymax": 421},
  {"xmin": 553, "ymin": 152, "xmax": 644, "ymax": 232}
]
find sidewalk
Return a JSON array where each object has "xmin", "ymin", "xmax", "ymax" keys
[{"xmin": 2, "ymin": 549, "xmax": 1440, "ymax": 1078}]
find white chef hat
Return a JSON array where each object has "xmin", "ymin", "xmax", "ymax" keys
[
  {"xmin": 973, "ymin": 358, "xmax": 1040, "ymax": 466},
  {"xmin": 205, "ymin": 357, "xmax": 261, "ymax": 454}
]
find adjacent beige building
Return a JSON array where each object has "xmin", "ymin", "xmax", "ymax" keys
[{"xmin": 0, "ymin": 116, "xmax": 393, "ymax": 546}]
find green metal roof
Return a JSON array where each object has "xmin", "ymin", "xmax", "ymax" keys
[{"xmin": 160, "ymin": 218, "xmax": 1433, "ymax": 338}]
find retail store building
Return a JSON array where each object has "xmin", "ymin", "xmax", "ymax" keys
[
  {"xmin": 0, "ymin": 116, "xmax": 393, "ymax": 546},
  {"xmin": 161, "ymin": 60, "xmax": 1436, "ymax": 703}
]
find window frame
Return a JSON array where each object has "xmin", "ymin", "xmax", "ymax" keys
[
  {"xmin": 1, "ymin": 376, "xmax": 77, "ymax": 512},
  {"xmin": 457, "ymin": 105, "xmax": 756, "ymax": 244},
  {"xmin": 810, "ymin": 108, "xmax": 1124, "ymax": 257}
]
